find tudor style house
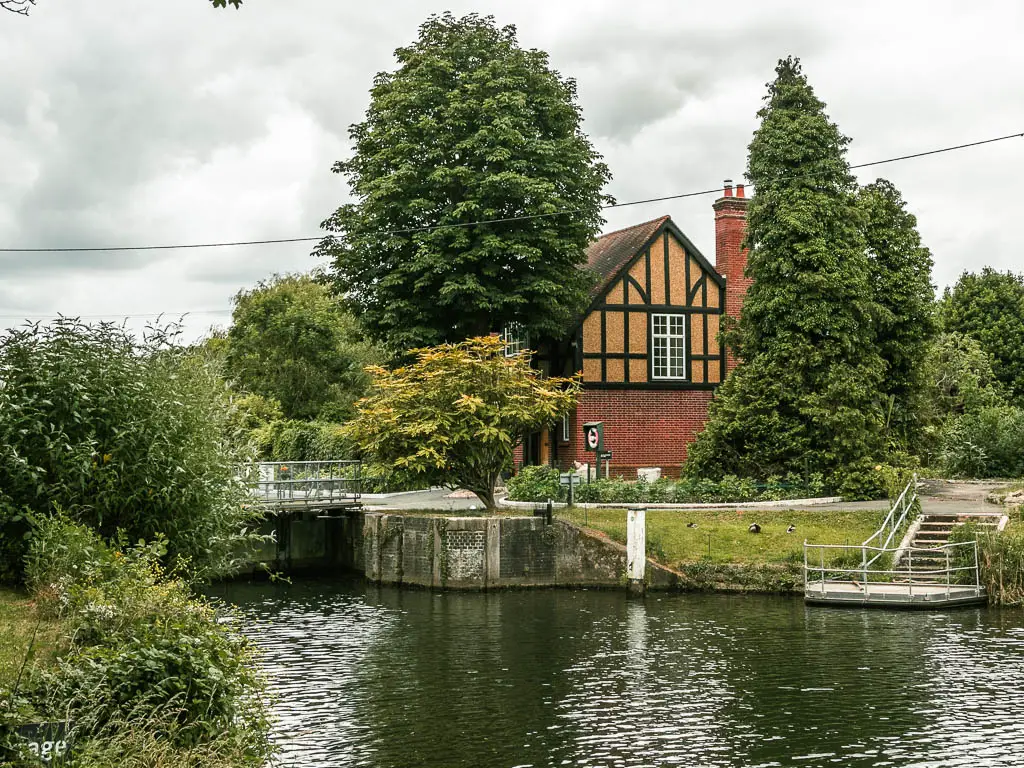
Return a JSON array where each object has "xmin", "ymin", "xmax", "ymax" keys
[{"xmin": 516, "ymin": 181, "xmax": 751, "ymax": 477}]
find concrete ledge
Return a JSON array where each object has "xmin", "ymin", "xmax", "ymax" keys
[
  {"xmin": 498, "ymin": 496, "xmax": 844, "ymax": 511},
  {"xmin": 360, "ymin": 487, "xmax": 436, "ymax": 500}
]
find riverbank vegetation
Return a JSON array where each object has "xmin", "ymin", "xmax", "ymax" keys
[
  {"xmin": 1, "ymin": 517, "xmax": 271, "ymax": 766},
  {"xmin": 0, "ymin": 319, "xmax": 265, "ymax": 584},
  {"xmin": 951, "ymin": 513, "xmax": 1024, "ymax": 605},
  {"xmin": 0, "ymin": 320, "xmax": 272, "ymax": 764}
]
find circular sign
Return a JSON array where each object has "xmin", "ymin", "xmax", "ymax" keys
[{"xmin": 586, "ymin": 427, "xmax": 600, "ymax": 450}]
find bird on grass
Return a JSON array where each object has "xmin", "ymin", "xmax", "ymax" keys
[
  {"xmin": 748, "ymin": 523, "xmax": 761, "ymax": 534},
  {"xmin": 786, "ymin": 524, "xmax": 796, "ymax": 534},
  {"xmin": 686, "ymin": 522, "xmax": 698, "ymax": 529}
]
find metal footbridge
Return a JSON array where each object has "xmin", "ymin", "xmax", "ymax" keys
[
  {"xmin": 803, "ymin": 476, "xmax": 987, "ymax": 608},
  {"xmin": 248, "ymin": 460, "xmax": 362, "ymax": 514}
]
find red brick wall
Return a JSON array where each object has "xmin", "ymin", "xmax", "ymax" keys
[
  {"xmin": 552, "ymin": 389, "xmax": 714, "ymax": 477},
  {"xmin": 712, "ymin": 186, "xmax": 751, "ymax": 373}
]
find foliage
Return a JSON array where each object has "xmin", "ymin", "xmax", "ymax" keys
[
  {"xmin": 0, "ymin": 589, "xmax": 62, "ymax": 693},
  {"xmin": 939, "ymin": 405, "xmax": 1024, "ymax": 478},
  {"xmin": 1, "ymin": 516, "xmax": 272, "ymax": 764},
  {"xmin": 950, "ymin": 520, "xmax": 1024, "ymax": 604},
  {"xmin": 0, "ymin": 319, "xmax": 263, "ymax": 583},
  {"xmin": 505, "ymin": 465, "xmax": 563, "ymax": 503},
  {"xmin": 857, "ymin": 179, "xmax": 938, "ymax": 448},
  {"xmin": 318, "ymin": 12, "xmax": 612, "ymax": 353},
  {"xmin": 507, "ymin": 467, "xmax": 828, "ymax": 504},
  {"xmin": 686, "ymin": 57, "xmax": 886, "ymax": 481},
  {"xmin": 226, "ymin": 273, "xmax": 381, "ymax": 421},
  {"xmin": 941, "ymin": 267, "xmax": 1024, "ymax": 404},
  {"xmin": 921, "ymin": 333, "xmax": 1005, "ymax": 418},
  {"xmin": 346, "ymin": 336, "xmax": 579, "ymax": 509}
]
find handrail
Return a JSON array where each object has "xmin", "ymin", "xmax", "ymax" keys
[
  {"xmin": 860, "ymin": 474, "xmax": 918, "ymax": 569},
  {"xmin": 803, "ymin": 539, "xmax": 981, "ymax": 597},
  {"xmin": 247, "ymin": 460, "xmax": 362, "ymax": 507}
]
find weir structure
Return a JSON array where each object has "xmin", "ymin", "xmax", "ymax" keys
[{"xmin": 803, "ymin": 476, "xmax": 987, "ymax": 608}]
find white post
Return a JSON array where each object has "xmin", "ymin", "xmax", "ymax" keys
[{"xmin": 626, "ymin": 507, "xmax": 646, "ymax": 596}]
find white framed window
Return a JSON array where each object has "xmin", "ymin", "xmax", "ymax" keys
[
  {"xmin": 651, "ymin": 314, "xmax": 687, "ymax": 379},
  {"xmin": 562, "ymin": 412, "xmax": 571, "ymax": 442},
  {"xmin": 502, "ymin": 322, "xmax": 529, "ymax": 357}
]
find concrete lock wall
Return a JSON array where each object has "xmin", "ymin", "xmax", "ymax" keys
[{"xmin": 363, "ymin": 513, "xmax": 683, "ymax": 590}]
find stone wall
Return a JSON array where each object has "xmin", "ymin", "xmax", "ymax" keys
[{"xmin": 364, "ymin": 513, "xmax": 683, "ymax": 590}]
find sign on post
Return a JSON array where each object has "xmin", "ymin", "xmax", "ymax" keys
[
  {"xmin": 582, "ymin": 422, "xmax": 605, "ymax": 480},
  {"xmin": 16, "ymin": 722, "xmax": 73, "ymax": 765}
]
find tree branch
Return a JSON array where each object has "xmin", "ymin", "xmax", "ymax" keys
[{"xmin": 1, "ymin": 0, "xmax": 35, "ymax": 16}]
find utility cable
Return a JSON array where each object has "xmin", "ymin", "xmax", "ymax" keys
[{"xmin": 1, "ymin": 130, "xmax": 1021, "ymax": 254}]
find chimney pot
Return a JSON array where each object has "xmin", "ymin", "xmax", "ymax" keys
[
  {"xmin": 736, "ymin": 183, "xmax": 745, "ymax": 199},
  {"xmin": 723, "ymin": 179, "xmax": 733, "ymax": 198}
]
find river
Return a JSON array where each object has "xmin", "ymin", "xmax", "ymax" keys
[{"xmin": 215, "ymin": 578, "xmax": 1024, "ymax": 767}]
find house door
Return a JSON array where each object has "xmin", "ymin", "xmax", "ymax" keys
[{"xmin": 523, "ymin": 431, "xmax": 543, "ymax": 466}]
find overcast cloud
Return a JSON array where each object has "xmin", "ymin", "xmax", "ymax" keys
[{"xmin": 1, "ymin": 0, "xmax": 1022, "ymax": 340}]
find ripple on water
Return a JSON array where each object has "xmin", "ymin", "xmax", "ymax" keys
[{"xmin": 221, "ymin": 582, "xmax": 1024, "ymax": 768}]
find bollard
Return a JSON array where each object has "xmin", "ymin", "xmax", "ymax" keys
[{"xmin": 626, "ymin": 506, "xmax": 647, "ymax": 596}]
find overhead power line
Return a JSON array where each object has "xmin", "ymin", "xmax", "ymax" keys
[{"xmin": 1, "ymin": 130, "xmax": 1021, "ymax": 254}]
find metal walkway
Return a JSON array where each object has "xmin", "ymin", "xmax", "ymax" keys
[
  {"xmin": 803, "ymin": 476, "xmax": 986, "ymax": 609},
  {"xmin": 248, "ymin": 460, "xmax": 362, "ymax": 514}
]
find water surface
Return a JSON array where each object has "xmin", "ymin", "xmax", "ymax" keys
[{"xmin": 215, "ymin": 579, "xmax": 1024, "ymax": 767}]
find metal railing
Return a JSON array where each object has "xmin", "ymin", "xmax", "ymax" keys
[
  {"xmin": 248, "ymin": 460, "xmax": 362, "ymax": 508},
  {"xmin": 803, "ymin": 540, "xmax": 982, "ymax": 600},
  {"xmin": 860, "ymin": 473, "xmax": 918, "ymax": 569}
]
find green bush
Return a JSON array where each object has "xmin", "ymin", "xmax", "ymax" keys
[
  {"xmin": 940, "ymin": 405, "xmax": 1024, "ymax": 478},
  {"xmin": 506, "ymin": 470, "xmax": 832, "ymax": 504},
  {"xmin": 2, "ymin": 516, "xmax": 272, "ymax": 764},
  {"xmin": 951, "ymin": 521, "xmax": 1024, "ymax": 602},
  {"xmin": 507, "ymin": 466, "xmax": 565, "ymax": 503},
  {"xmin": 0, "ymin": 320, "xmax": 262, "ymax": 583}
]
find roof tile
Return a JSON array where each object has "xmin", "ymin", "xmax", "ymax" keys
[{"xmin": 585, "ymin": 215, "xmax": 669, "ymax": 298}]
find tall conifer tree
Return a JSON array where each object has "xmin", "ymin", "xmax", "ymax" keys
[
  {"xmin": 686, "ymin": 57, "xmax": 886, "ymax": 488},
  {"xmin": 858, "ymin": 179, "xmax": 937, "ymax": 447}
]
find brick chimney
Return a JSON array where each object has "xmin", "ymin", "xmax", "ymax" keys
[{"xmin": 713, "ymin": 179, "xmax": 750, "ymax": 371}]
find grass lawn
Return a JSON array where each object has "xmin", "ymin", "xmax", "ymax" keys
[
  {"xmin": 558, "ymin": 507, "xmax": 888, "ymax": 566},
  {"xmin": 0, "ymin": 588, "xmax": 63, "ymax": 690}
]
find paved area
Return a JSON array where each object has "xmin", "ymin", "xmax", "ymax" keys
[
  {"xmin": 362, "ymin": 488, "xmax": 489, "ymax": 512},
  {"xmin": 360, "ymin": 479, "xmax": 1013, "ymax": 515}
]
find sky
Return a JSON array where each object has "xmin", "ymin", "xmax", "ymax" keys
[{"xmin": 1, "ymin": 0, "xmax": 1022, "ymax": 341}]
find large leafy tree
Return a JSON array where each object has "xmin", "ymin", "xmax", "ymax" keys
[
  {"xmin": 857, "ymin": 179, "xmax": 937, "ymax": 446},
  {"xmin": 940, "ymin": 267, "xmax": 1024, "ymax": 404},
  {"xmin": 226, "ymin": 274, "xmax": 381, "ymax": 421},
  {"xmin": 345, "ymin": 336, "xmax": 579, "ymax": 509},
  {"xmin": 686, "ymin": 57, "xmax": 885, "ymax": 489},
  {"xmin": 318, "ymin": 13, "xmax": 611, "ymax": 353}
]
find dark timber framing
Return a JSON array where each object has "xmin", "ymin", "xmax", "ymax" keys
[{"xmin": 574, "ymin": 218, "xmax": 725, "ymax": 391}]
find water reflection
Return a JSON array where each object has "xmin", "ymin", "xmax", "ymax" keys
[{"xmin": 215, "ymin": 580, "xmax": 1024, "ymax": 768}]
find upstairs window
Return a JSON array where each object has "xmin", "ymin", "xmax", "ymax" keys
[
  {"xmin": 502, "ymin": 322, "xmax": 529, "ymax": 357},
  {"xmin": 651, "ymin": 314, "xmax": 686, "ymax": 379}
]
